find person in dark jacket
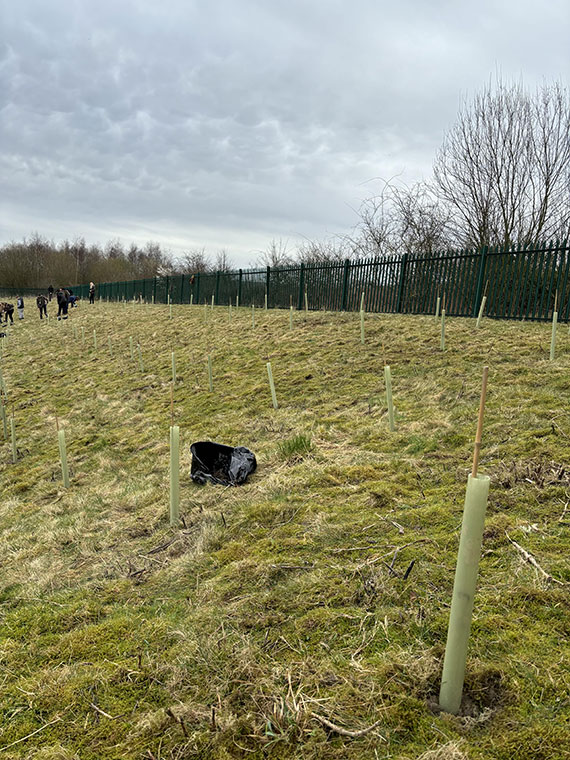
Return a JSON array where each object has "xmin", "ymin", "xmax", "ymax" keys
[
  {"xmin": 37, "ymin": 294, "xmax": 48, "ymax": 319},
  {"xmin": 17, "ymin": 296, "xmax": 24, "ymax": 320},
  {"xmin": 56, "ymin": 288, "xmax": 69, "ymax": 320},
  {"xmin": 89, "ymin": 282, "xmax": 95, "ymax": 304},
  {"xmin": 1, "ymin": 302, "xmax": 14, "ymax": 323}
]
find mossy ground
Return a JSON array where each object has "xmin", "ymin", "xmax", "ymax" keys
[{"xmin": 0, "ymin": 301, "xmax": 569, "ymax": 759}]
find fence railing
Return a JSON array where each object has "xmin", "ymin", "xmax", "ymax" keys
[{"xmin": 2, "ymin": 241, "xmax": 569, "ymax": 322}]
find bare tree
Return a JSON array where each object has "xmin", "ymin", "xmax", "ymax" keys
[
  {"xmin": 255, "ymin": 238, "xmax": 293, "ymax": 268},
  {"xmin": 214, "ymin": 248, "xmax": 233, "ymax": 272},
  {"xmin": 390, "ymin": 182, "xmax": 451, "ymax": 255},
  {"xmin": 296, "ymin": 236, "xmax": 350, "ymax": 263},
  {"xmin": 177, "ymin": 247, "xmax": 211, "ymax": 273},
  {"xmin": 433, "ymin": 80, "xmax": 570, "ymax": 248}
]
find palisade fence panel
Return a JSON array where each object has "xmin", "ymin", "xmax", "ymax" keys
[{"xmin": 5, "ymin": 241, "xmax": 569, "ymax": 321}]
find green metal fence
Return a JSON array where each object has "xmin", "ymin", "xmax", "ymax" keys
[{"xmin": 2, "ymin": 241, "xmax": 569, "ymax": 322}]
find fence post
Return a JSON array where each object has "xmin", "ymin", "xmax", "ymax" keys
[
  {"xmin": 396, "ymin": 253, "xmax": 408, "ymax": 313},
  {"xmin": 179, "ymin": 274, "xmax": 184, "ymax": 304},
  {"xmin": 238, "ymin": 269, "xmax": 243, "ymax": 306},
  {"xmin": 215, "ymin": 271, "xmax": 220, "ymax": 305},
  {"xmin": 153, "ymin": 277, "xmax": 157, "ymax": 304},
  {"xmin": 165, "ymin": 275, "xmax": 170, "ymax": 304},
  {"xmin": 298, "ymin": 263, "xmax": 305, "ymax": 311},
  {"xmin": 473, "ymin": 246, "xmax": 488, "ymax": 317},
  {"xmin": 266, "ymin": 266, "xmax": 271, "ymax": 309},
  {"xmin": 196, "ymin": 273, "xmax": 201, "ymax": 304},
  {"xmin": 341, "ymin": 258, "xmax": 351, "ymax": 311}
]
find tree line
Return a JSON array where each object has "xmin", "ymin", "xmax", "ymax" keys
[{"xmin": 1, "ymin": 79, "xmax": 568, "ymax": 289}]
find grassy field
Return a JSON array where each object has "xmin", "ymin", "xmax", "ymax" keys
[{"xmin": 0, "ymin": 301, "xmax": 568, "ymax": 760}]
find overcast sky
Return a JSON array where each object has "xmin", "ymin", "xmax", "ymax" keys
[{"xmin": 1, "ymin": 0, "xmax": 568, "ymax": 266}]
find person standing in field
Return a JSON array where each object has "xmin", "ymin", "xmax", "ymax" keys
[
  {"xmin": 48, "ymin": 285, "xmax": 54, "ymax": 301},
  {"xmin": 17, "ymin": 295, "xmax": 24, "ymax": 320},
  {"xmin": 56, "ymin": 288, "xmax": 69, "ymax": 320},
  {"xmin": 89, "ymin": 282, "xmax": 96, "ymax": 304},
  {"xmin": 37, "ymin": 294, "xmax": 48, "ymax": 319},
  {"xmin": 1, "ymin": 302, "xmax": 14, "ymax": 323}
]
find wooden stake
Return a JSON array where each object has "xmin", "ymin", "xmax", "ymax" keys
[{"xmin": 471, "ymin": 366, "xmax": 489, "ymax": 478}]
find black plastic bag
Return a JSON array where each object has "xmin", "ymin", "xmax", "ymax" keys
[{"xmin": 190, "ymin": 441, "xmax": 257, "ymax": 486}]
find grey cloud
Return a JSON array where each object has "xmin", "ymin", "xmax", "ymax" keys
[{"xmin": 1, "ymin": 0, "xmax": 568, "ymax": 263}]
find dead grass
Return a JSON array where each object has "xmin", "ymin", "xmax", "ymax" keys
[{"xmin": 0, "ymin": 302, "xmax": 569, "ymax": 759}]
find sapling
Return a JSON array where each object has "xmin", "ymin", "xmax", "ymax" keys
[
  {"xmin": 289, "ymin": 305, "xmax": 293, "ymax": 330},
  {"xmin": 10, "ymin": 414, "xmax": 17, "ymax": 464},
  {"xmin": 58, "ymin": 427, "xmax": 70, "ymax": 488},
  {"xmin": 170, "ymin": 423, "xmax": 180, "ymax": 526},
  {"xmin": 265, "ymin": 293, "xmax": 268, "ymax": 311},
  {"xmin": 211, "ymin": 294, "xmax": 215, "ymax": 310},
  {"xmin": 208, "ymin": 354, "xmax": 213, "ymax": 391},
  {"xmin": 171, "ymin": 351, "xmax": 177, "ymax": 383},
  {"xmin": 304, "ymin": 291, "xmax": 308, "ymax": 312},
  {"xmin": 435, "ymin": 295, "xmax": 441, "ymax": 320},
  {"xmin": 439, "ymin": 366, "xmax": 490, "ymax": 714},
  {"xmin": 475, "ymin": 297, "xmax": 487, "ymax": 328},
  {"xmin": 266, "ymin": 362, "xmax": 278, "ymax": 409},
  {"xmin": 0, "ymin": 394, "xmax": 7, "ymax": 439},
  {"xmin": 170, "ymin": 384, "xmax": 179, "ymax": 526},
  {"xmin": 441, "ymin": 308, "xmax": 446, "ymax": 351},
  {"xmin": 360, "ymin": 309, "xmax": 365, "ymax": 345},
  {"xmin": 190, "ymin": 294, "xmax": 193, "ymax": 306},
  {"xmin": 384, "ymin": 365, "xmax": 395, "ymax": 431},
  {"xmin": 550, "ymin": 292, "xmax": 558, "ymax": 361}
]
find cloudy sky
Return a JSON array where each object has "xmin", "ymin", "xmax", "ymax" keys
[{"xmin": 1, "ymin": 0, "xmax": 568, "ymax": 266}]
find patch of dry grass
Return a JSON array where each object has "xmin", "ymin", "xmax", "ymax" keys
[{"xmin": 0, "ymin": 302, "xmax": 569, "ymax": 759}]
